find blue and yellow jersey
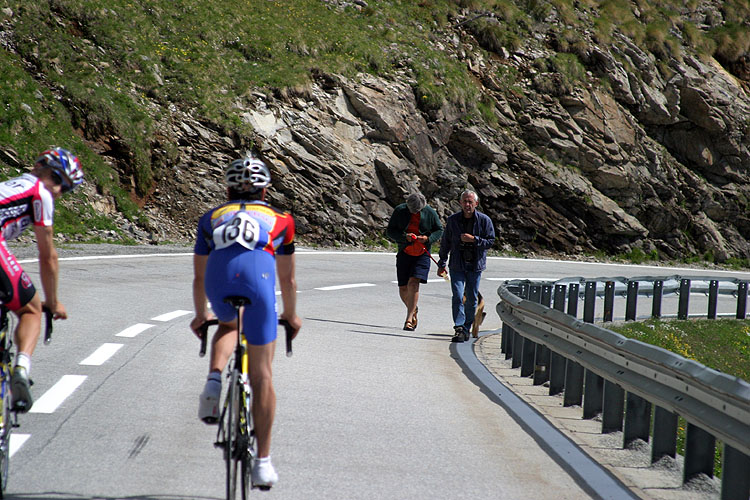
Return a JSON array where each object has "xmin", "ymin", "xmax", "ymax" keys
[{"xmin": 194, "ymin": 200, "xmax": 295, "ymax": 257}]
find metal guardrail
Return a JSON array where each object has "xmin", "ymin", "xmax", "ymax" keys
[{"xmin": 496, "ymin": 276, "xmax": 750, "ymax": 500}]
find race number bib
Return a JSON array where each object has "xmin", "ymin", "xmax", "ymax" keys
[{"xmin": 212, "ymin": 212, "xmax": 262, "ymax": 250}]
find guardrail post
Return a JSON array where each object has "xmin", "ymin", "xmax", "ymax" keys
[
  {"xmin": 708, "ymin": 280, "xmax": 719, "ymax": 319},
  {"xmin": 511, "ymin": 284, "xmax": 529, "ymax": 369},
  {"xmin": 567, "ymin": 283, "xmax": 579, "ymax": 318},
  {"xmin": 721, "ymin": 445, "xmax": 750, "ymax": 500},
  {"xmin": 584, "ymin": 281, "xmax": 596, "ymax": 323},
  {"xmin": 520, "ymin": 340, "xmax": 536, "ymax": 376},
  {"xmin": 737, "ymin": 281, "xmax": 748, "ymax": 320},
  {"xmin": 549, "ymin": 285, "xmax": 567, "ymax": 395},
  {"xmin": 678, "ymin": 279, "xmax": 691, "ymax": 320},
  {"xmin": 563, "ymin": 362, "xmax": 584, "ymax": 407},
  {"xmin": 563, "ymin": 284, "xmax": 583, "ymax": 407},
  {"xmin": 583, "ymin": 370, "xmax": 604, "ymax": 419},
  {"xmin": 520, "ymin": 286, "xmax": 539, "ymax": 376},
  {"xmin": 511, "ymin": 327, "xmax": 523, "ymax": 368},
  {"xmin": 683, "ymin": 423, "xmax": 715, "ymax": 482},
  {"xmin": 624, "ymin": 393, "xmax": 652, "ymax": 447},
  {"xmin": 603, "ymin": 281, "xmax": 615, "ymax": 322},
  {"xmin": 533, "ymin": 285, "xmax": 552, "ymax": 385},
  {"xmin": 501, "ymin": 323, "xmax": 513, "ymax": 360},
  {"xmin": 626, "ymin": 281, "xmax": 638, "ymax": 321},
  {"xmin": 652, "ymin": 279, "xmax": 664, "ymax": 318},
  {"xmin": 602, "ymin": 380, "xmax": 624, "ymax": 433},
  {"xmin": 651, "ymin": 406, "xmax": 678, "ymax": 462}
]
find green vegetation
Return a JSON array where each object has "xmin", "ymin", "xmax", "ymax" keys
[
  {"xmin": 610, "ymin": 318, "xmax": 750, "ymax": 475},
  {"xmin": 610, "ymin": 318, "xmax": 750, "ymax": 381},
  {"xmin": 1, "ymin": 0, "xmax": 748, "ymax": 241}
]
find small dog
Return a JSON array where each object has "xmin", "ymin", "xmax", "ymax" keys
[{"xmin": 463, "ymin": 291, "xmax": 486, "ymax": 338}]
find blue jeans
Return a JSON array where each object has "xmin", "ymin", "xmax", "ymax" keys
[{"xmin": 449, "ymin": 269, "xmax": 482, "ymax": 331}]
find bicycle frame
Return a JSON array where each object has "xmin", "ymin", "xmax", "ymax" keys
[{"xmin": 198, "ymin": 301, "xmax": 294, "ymax": 500}]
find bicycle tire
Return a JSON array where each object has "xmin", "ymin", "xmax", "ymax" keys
[
  {"xmin": 0, "ymin": 370, "xmax": 10, "ymax": 497},
  {"xmin": 224, "ymin": 371, "xmax": 240, "ymax": 500},
  {"xmin": 0, "ymin": 326, "xmax": 11, "ymax": 497},
  {"xmin": 240, "ymin": 383, "xmax": 253, "ymax": 499}
]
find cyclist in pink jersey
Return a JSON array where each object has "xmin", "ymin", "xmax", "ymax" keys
[{"xmin": 0, "ymin": 147, "xmax": 84, "ymax": 412}]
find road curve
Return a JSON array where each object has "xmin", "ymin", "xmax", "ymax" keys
[{"xmin": 7, "ymin": 248, "xmax": 750, "ymax": 499}]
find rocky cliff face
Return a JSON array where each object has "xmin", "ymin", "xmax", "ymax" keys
[
  {"xmin": 146, "ymin": 22, "xmax": 749, "ymax": 261},
  {"xmin": 5, "ymin": 4, "xmax": 749, "ymax": 261}
]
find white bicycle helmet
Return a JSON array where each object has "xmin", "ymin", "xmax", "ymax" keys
[
  {"xmin": 225, "ymin": 156, "xmax": 271, "ymax": 192},
  {"xmin": 35, "ymin": 147, "xmax": 84, "ymax": 193}
]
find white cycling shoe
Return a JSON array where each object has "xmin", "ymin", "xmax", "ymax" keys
[
  {"xmin": 198, "ymin": 383, "xmax": 220, "ymax": 424},
  {"xmin": 251, "ymin": 458, "xmax": 278, "ymax": 489}
]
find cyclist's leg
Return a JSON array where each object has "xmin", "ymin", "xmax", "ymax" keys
[
  {"xmin": 13, "ymin": 294, "xmax": 43, "ymax": 359},
  {"xmin": 246, "ymin": 342, "xmax": 276, "ymax": 459}
]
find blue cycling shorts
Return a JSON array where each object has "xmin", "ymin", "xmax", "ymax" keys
[{"xmin": 205, "ymin": 245, "xmax": 278, "ymax": 346}]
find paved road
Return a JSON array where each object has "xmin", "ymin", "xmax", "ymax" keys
[{"xmin": 6, "ymin": 249, "xmax": 750, "ymax": 499}]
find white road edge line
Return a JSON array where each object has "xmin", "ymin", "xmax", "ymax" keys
[
  {"xmin": 29, "ymin": 375, "xmax": 87, "ymax": 414},
  {"xmin": 151, "ymin": 310, "xmax": 192, "ymax": 322},
  {"xmin": 115, "ymin": 323, "xmax": 154, "ymax": 338},
  {"xmin": 9, "ymin": 433, "xmax": 30, "ymax": 458},
  {"xmin": 314, "ymin": 283, "xmax": 376, "ymax": 291},
  {"xmin": 79, "ymin": 343, "xmax": 124, "ymax": 366}
]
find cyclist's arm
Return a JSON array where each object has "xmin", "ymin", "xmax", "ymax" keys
[
  {"xmin": 34, "ymin": 224, "xmax": 66, "ymax": 318},
  {"xmin": 276, "ymin": 254, "xmax": 301, "ymax": 335},
  {"xmin": 192, "ymin": 254, "xmax": 212, "ymax": 325}
]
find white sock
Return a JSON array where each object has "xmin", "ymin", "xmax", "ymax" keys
[
  {"xmin": 16, "ymin": 353, "xmax": 31, "ymax": 373},
  {"xmin": 256, "ymin": 456, "xmax": 271, "ymax": 464}
]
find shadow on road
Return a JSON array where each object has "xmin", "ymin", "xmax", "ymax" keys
[{"xmin": 306, "ymin": 317, "xmax": 453, "ymax": 341}]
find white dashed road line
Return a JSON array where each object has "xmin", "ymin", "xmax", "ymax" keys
[
  {"xmin": 9, "ymin": 434, "xmax": 30, "ymax": 458},
  {"xmin": 115, "ymin": 323, "xmax": 154, "ymax": 338},
  {"xmin": 151, "ymin": 310, "xmax": 192, "ymax": 322},
  {"xmin": 29, "ymin": 375, "xmax": 87, "ymax": 414},
  {"xmin": 79, "ymin": 343, "xmax": 124, "ymax": 366},
  {"xmin": 314, "ymin": 283, "xmax": 376, "ymax": 291}
]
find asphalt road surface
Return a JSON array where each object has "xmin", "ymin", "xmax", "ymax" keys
[{"xmin": 6, "ymin": 248, "xmax": 750, "ymax": 500}]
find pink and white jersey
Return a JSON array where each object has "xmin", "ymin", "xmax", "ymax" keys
[{"xmin": 0, "ymin": 173, "xmax": 54, "ymax": 241}]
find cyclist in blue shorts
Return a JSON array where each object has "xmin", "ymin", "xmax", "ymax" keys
[{"xmin": 190, "ymin": 155, "xmax": 301, "ymax": 489}]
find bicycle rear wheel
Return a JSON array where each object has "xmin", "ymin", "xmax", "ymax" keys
[
  {"xmin": 240, "ymin": 386, "xmax": 254, "ymax": 498},
  {"xmin": 224, "ymin": 371, "xmax": 240, "ymax": 500}
]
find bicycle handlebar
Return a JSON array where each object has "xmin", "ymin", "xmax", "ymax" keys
[
  {"xmin": 42, "ymin": 306, "xmax": 54, "ymax": 345},
  {"xmin": 197, "ymin": 319, "xmax": 219, "ymax": 357},
  {"xmin": 196, "ymin": 318, "xmax": 295, "ymax": 357},
  {"xmin": 278, "ymin": 319, "xmax": 294, "ymax": 358}
]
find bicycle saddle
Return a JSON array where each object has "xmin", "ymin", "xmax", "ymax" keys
[{"xmin": 223, "ymin": 295, "xmax": 252, "ymax": 308}]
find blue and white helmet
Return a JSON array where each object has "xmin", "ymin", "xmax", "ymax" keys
[
  {"xmin": 225, "ymin": 156, "xmax": 271, "ymax": 192},
  {"xmin": 36, "ymin": 147, "xmax": 84, "ymax": 193}
]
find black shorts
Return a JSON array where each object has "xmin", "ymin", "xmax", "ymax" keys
[
  {"xmin": 396, "ymin": 252, "xmax": 430, "ymax": 287},
  {"xmin": 0, "ymin": 239, "xmax": 36, "ymax": 311}
]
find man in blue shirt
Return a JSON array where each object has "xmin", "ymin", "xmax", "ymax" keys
[{"xmin": 437, "ymin": 190, "xmax": 495, "ymax": 342}]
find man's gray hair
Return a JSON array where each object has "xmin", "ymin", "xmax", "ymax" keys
[
  {"xmin": 461, "ymin": 189, "xmax": 479, "ymax": 204},
  {"xmin": 406, "ymin": 192, "xmax": 427, "ymax": 213}
]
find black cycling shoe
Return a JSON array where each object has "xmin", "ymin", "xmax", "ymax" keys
[{"xmin": 11, "ymin": 367, "xmax": 34, "ymax": 413}]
